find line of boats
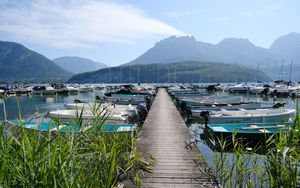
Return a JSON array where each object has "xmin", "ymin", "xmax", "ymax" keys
[
  {"xmin": 3, "ymin": 84, "xmax": 156, "ymax": 134},
  {"xmin": 0, "ymin": 84, "xmax": 95, "ymax": 96},
  {"xmin": 211, "ymin": 80, "xmax": 300, "ymax": 98},
  {"xmin": 168, "ymin": 85, "xmax": 297, "ymax": 148}
]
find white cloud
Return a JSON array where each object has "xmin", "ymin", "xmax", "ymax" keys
[
  {"xmin": 166, "ymin": 10, "xmax": 202, "ymax": 18},
  {"xmin": 0, "ymin": 0, "xmax": 185, "ymax": 48},
  {"xmin": 214, "ymin": 17, "xmax": 228, "ymax": 24},
  {"xmin": 246, "ymin": 4, "xmax": 280, "ymax": 18}
]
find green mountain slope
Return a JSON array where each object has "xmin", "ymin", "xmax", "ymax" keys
[
  {"xmin": 68, "ymin": 61, "xmax": 271, "ymax": 83},
  {"xmin": 53, "ymin": 56, "xmax": 107, "ymax": 74},
  {"xmin": 0, "ymin": 41, "xmax": 72, "ymax": 82}
]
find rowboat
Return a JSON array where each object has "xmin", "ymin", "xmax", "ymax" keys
[
  {"xmin": 7, "ymin": 120, "xmax": 136, "ymax": 133},
  {"xmin": 203, "ymin": 122, "xmax": 291, "ymax": 149},
  {"xmin": 64, "ymin": 102, "xmax": 136, "ymax": 116},
  {"xmin": 191, "ymin": 102, "xmax": 262, "ymax": 117},
  {"xmin": 202, "ymin": 108, "xmax": 295, "ymax": 124},
  {"xmin": 47, "ymin": 109, "xmax": 128, "ymax": 124}
]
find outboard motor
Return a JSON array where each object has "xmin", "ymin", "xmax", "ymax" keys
[
  {"xmin": 74, "ymin": 99, "xmax": 85, "ymax": 103},
  {"xmin": 134, "ymin": 104, "xmax": 148, "ymax": 126},
  {"xmin": 272, "ymin": 102, "xmax": 285, "ymax": 108},
  {"xmin": 271, "ymin": 90, "xmax": 278, "ymax": 97},
  {"xmin": 200, "ymin": 111, "xmax": 210, "ymax": 127},
  {"xmin": 145, "ymin": 96, "xmax": 152, "ymax": 110},
  {"xmin": 180, "ymin": 101, "xmax": 188, "ymax": 113},
  {"xmin": 260, "ymin": 87, "xmax": 269, "ymax": 96}
]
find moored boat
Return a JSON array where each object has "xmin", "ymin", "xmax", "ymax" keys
[
  {"xmin": 47, "ymin": 109, "xmax": 128, "ymax": 124},
  {"xmin": 32, "ymin": 86, "xmax": 56, "ymax": 95},
  {"xmin": 200, "ymin": 108, "xmax": 295, "ymax": 124},
  {"xmin": 202, "ymin": 122, "xmax": 291, "ymax": 150},
  {"xmin": 7, "ymin": 120, "xmax": 136, "ymax": 133},
  {"xmin": 191, "ymin": 102, "xmax": 263, "ymax": 117}
]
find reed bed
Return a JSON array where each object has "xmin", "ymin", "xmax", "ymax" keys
[
  {"xmin": 0, "ymin": 102, "xmax": 150, "ymax": 187},
  {"xmin": 210, "ymin": 107, "xmax": 300, "ymax": 187}
]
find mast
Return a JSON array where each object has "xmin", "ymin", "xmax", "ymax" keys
[
  {"xmin": 278, "ymin": 59, "xmax": 284, "ymax": 80},
  {"xmin": 174, "ymin": 65, "xmax": 177, "ymax": 83},
  {"xmin": 137, "ymin": 64, "xmax": 140, "ymax": 83},
  {"xmin": 109, "ymin": 67, "xmax": 111, "ymax": 83},
  {"xmin": 157, "ymin": 64, "xmax": 159, "ymax": 83},
  {"xmin": 120, "ymin": 66, "xmax": 122, "ymax": 83},
  {"xmin": 289, "ymin": 59, "xmax": 293, "ymax": 82},
  {"xmin": 168, "ymin": 65, "xmax": 170, "ymax": 83}
]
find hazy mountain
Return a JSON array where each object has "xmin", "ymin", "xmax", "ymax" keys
[
  {"xmin": 53, "ymin": 56, "xmax": 107, "ymax": 74},
  {"xmin": 269, "ymin": 32, "xmax": 300, "ymax": 63},
  {"xmin": 124, "ymin": 36, "xmax": 275, "ymax": 67},
  {"xmin": 0, "ymin": 41, "xmax": 72, "ymax": 82},
  {"xmin": 216, "ymin": 38, "xmax": 274, "ymax": 65},
  {"xmin": 68, "ymin": 61, "xmax": 271, "ymax": 83},
  {"xmin": 126, "ymin": 36, "xmax": 219, "ymax": 65}
]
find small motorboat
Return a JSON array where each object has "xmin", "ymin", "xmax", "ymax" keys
[
  {"xmin": 7, "ymin": 120, "xmax": 136, "ymax": 133},
  {"xmin": 202, "ymin": 122, "xmax": 291, "ymax": 150},
  {"xmin": 201, "ymin": 108, "xmax": 296, "ymax": 124},
  {"xmin": 32, "ymin": 86, "xmax": 56, "ymax": 95},
  {"xmin": 47, "ymin": 109, "xmax": 128, "ymax": 125},
  {"xmin": 64, "ymin": 102, "xmax": 137, "ymax": 116},
  {"xmin": 191, "ymin": 102, "xmax": 262, "ymax": 117}
]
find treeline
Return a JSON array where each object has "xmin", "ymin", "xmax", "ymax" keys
[{"xmin": 68, "ymin": 61, "xmax": 272, "ymax": 83}]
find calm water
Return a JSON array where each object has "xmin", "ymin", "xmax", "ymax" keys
[
  {"xmin": 0, "ymin": 90, "xmax": 105, "ymax": 121},
  {"xmin": 0, "ymin": 89, "xmax": 298, "ymax": 165},
  {"xmin": 186, "ymin": 92, "xmax": 298, "ymax": 167}
]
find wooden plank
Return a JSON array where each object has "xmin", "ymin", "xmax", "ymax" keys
[{"xmin": 123, "ymin": 88, "xmax": 218, "ymax": 187}]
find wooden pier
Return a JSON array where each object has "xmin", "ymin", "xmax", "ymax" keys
[{"xmin": 126, "ymin": 88, "xmax": 217, "ymax": 187}]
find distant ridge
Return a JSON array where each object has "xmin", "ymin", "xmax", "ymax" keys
[
  {"xmin": 53, "ymin": 56, "xmax": 107, "ymax": 74},
  {"xmin": 68, "ymin": 61, "xmax": 271, "ymax": 83},
  {"xmin": 123, "ymin": 33, "xmax": 300, "ymax": 80},
  {"xmin": 0, "ymin": 41, "xmax": 72, "ymax": 83},
  {"xmin": 123, "ymin": 35, "xmax": 275, "ymax": 66}
]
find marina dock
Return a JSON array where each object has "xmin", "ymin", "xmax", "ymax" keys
[{"xmin": 126, "ymin": 88, "xmax": 217, "ymax": 187}]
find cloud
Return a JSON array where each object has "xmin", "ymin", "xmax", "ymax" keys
[
  {"xmin": 0, "ymin": 0, "xmax": 185, "ymax": 48},
  {"xmin": 214, "ymin": 17, "xmax": 229, "ymax": 24},
  {"xmin": 166, "ymin": 10, "xmax": 202, "ymax": 18},
  {"xmin": 246, "ymin": 4, "xmax": 280, "ymax": 18}
]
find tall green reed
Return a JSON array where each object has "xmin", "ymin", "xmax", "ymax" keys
[
  {"xmin": 210, "ymin": 107, "xmax": 300, "ymax": 188},
  {"xmin": 0, "ymin": 101, "xmax": 150, "ymax": 187}
]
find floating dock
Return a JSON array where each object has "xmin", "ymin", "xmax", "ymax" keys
[{"xmin": 126, "ymin": 88, "xmax": 217, "ymax": 187}]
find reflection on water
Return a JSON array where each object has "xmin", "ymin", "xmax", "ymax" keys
[
  {"xmin": 187, "ymin": 92, "xmax": 298, "ymax": 166},
  {"xmin": 0, "ymin": 90, "xmax": 105, "ymax": 121}
]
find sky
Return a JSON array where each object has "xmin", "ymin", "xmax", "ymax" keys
[{"xmin": 0, "ymin": 0, "xmax": 299, "ymax": 66}]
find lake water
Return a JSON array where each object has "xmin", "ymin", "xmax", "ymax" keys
[
  {"xmin": 0, "ymin": 90, "xmax": 105, "ymax": 121},
  {"xmin": 0, "ymin": 89, "xmax": 298, "ymax": 166}
]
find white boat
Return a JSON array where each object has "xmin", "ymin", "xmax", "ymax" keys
[
  {"xmin": 32, "ymin": 86, "xmax": 56, "ymax": 95},
  {"xmin": 78, "ymin": 86, "xmax": 93, "ymax": 93},
  {"xmin": 228, "ymin": 83, "xmax": 249, "ymax": 93},
  {"xmin": 191, "ymin": 102, "xmax": 261, "ymax": 117},
  {"xmin": 248, "ymin": 85, "xmax": 265, "ymax": 94},
  {"xmin": 203, "ymin": 108, "xmax": 295, "ymax": 124},
  {"xmin": 66, "ymin": 86, "xmax": 79, "ymax": 94},
  {"xmin": 47, "ymin": 109, "xmax": 127, "ymax": 124},
  {"xmin": 64, "ymin": 103, "xmax": 136, "ymax": 116}
]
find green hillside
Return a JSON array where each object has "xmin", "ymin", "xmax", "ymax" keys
[
  {"xmin": 0, "ymin": 41, "xmax": 72, "ymax": 83},
  {"xmin": 68, "ymin": 61, "xmax": 272, "ymax": 83}
]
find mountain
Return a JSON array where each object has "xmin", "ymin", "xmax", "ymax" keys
[
  {"xmin": 269, "ymin": 32, "xmax": 300, "ymax": 63},
  {"xmin": 216, "ymin": 38, "xmax": 274, "ymax": 65},
  {"xmin": 0, "ymin": 41, "xmax": 72, "ymax": 82},
  {"xmin": 124, "ymin": 36, "xmax": 275, "ymax": 67},
  {"xmin": 68, "ymin": 61, "xmax": 271, "ymax": 83},
  {"xmin": 53, "ymin": 56, "xmax": 107, "ymax": 74},
  {"xmin": 126, "ymin": 36, "xmax": 219, "ymax": 65}
]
